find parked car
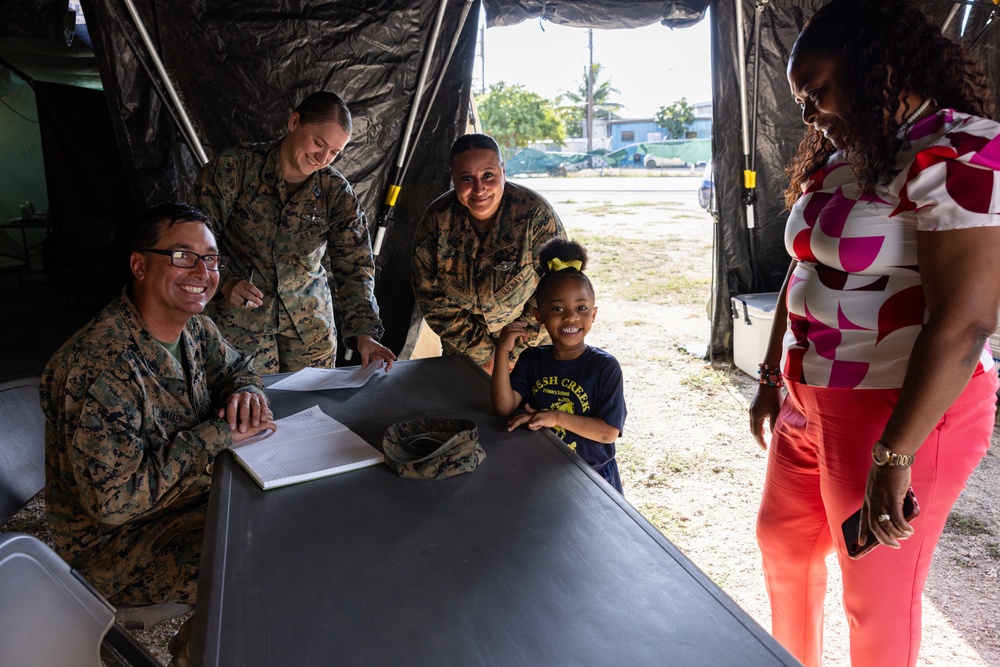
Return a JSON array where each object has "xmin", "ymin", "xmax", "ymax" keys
[
  {"xmin": 643, "ymin": 154, "xmax": 686, "ymax": 169},
  {"xmin": 697, "ymin": 160, "xmax": 714, "ymax": 211}
]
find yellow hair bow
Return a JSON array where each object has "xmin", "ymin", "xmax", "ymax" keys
[{"xmin": 547, "ymin": 257, "xmax": 582, "ymax": 272}]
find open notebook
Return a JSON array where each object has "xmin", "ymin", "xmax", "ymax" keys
[{"xmin": 230, "ymin": 405, "xmax": 383, "ymax": 489}]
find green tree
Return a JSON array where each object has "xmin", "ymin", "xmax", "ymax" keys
[
  {"xmin": 556, "ymin": 63, "xmax": 624, "ymax": 138},
  {"xmin": 475, "ymin": 82, "xmax": 566, "ymax": 158},
  {"xmin": 654, "ymin": 98, "xmax": 696, "ymax": 139}
]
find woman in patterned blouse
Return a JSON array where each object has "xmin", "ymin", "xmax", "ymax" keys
[{"xmin": 749, "ymin": 1, "xmax": 1000, "ymax": 665}]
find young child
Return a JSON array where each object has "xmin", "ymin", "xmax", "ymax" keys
[{"xmin": 491, "ymin": 238, "xmax": 627, "ymax": 494}]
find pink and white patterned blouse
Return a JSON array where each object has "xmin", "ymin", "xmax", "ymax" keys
[{"xmin": 783, "ymin": 109, "xmax": 1000, "ymax": 389}]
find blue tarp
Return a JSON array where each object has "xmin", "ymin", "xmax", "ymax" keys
[
  {"xmin": 507, "ymin": 147, "xmax": 600, "ymax": 175},
  {"xmin": 605, "ymin": 138, "xmax": 711, "ymax": 167}
]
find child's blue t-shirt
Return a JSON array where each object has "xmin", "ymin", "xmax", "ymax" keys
[{"xmin": 508, "ymin": 345, "xmax": 627, "ymax": 470}]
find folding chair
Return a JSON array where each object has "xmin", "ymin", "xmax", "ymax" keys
[
  {"xmin": 0, "ymin": 377, "xmax": 45, "ymax": 526},
  {"xmin": 0, "ymin": 532, "xmax": 160, "ymax": 666},
  {"xmin": 0, "ymin": 376, "xmax": 192, "ymax": 631}
]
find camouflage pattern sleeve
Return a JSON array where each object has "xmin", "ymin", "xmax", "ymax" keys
[
  {"xmin": 67, "ymin": 369, "xmax": 230, "ymax": 526},
  {"xmin": 323, "ymin": 178, "xmax": 384, "ymax": 343},
  {"xmin": 503, "ymin": 192, "xmax": 569, "ymax": 360},
  {"xmin": 411, "ymin": 204, "xmax": 495, "ymax": 364},
  {"xmin": 188, "ymin": 147, "xmax": 246, "ymax": 236},
  {"xmin": 41, "ymin": 292, "xmax": 266, "ymax": 600},
  {"xmin": 196, "ymin": 314, "xmax": 266, "ymax": 406},
  {"xmin": 45, "ymin": 297, "xmax": 260, "ymax": 529}
]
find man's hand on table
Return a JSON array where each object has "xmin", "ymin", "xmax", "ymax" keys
[{"xmin": 219, "ymin": 391, "xmax": 277, "ymax": 443}]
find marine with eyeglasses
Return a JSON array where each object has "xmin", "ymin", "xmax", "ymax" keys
[{"xmin": 40, "ymin": 202, "xmax": 277, "ymax": 619}]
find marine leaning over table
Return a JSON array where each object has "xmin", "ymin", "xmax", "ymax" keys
[
  {"xmin": 189, "ymin": 90, "xmax": 395, "ymax": 373},
  {"xmin": 40, "ymin": 202, "xmax": 276, "ymax": 663},
  {"xmin": 412, "ymin": 133, "xmax": 567, "ymax": 375}
]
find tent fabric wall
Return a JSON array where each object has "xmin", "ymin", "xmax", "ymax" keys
[
  {"xmin": 0, "ymin": 83, "xmax": 47, "ymax": 251},
  {"xmin": 34, "ymin": 82, "xmax": 136, "ymax": 227},
  {"xmin": 5, "ymin": 0, "xmax": 1000, "ymax": 360},
  {"xmin": 707, "ymin": 0, "xmax": 1000, "ymax": 356},
  {"xmin": 76, "ymin": 0, "xmax": 482, "ymax": 358},
  {"xmin": 34, "ymin": 79, "xmax": 137, "ymax": 292},
  {"xmin": 708, "ymin": 1, "xmax": 822, "ymax": 356},
  {"xmin": 0, "ymin": 29, "xmax": 133, "ymax": 280}
]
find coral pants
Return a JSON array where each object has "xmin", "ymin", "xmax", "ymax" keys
[{"xmin": 757, "ymin": 370, "xmax": 997, "ymax": 667}]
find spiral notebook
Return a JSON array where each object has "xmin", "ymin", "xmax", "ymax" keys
[{"xmin": 230, "ymin": 405, "xmax": 383, "ymax": 489}]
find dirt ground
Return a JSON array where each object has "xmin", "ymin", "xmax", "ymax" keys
[
  {"xmin": 5, "ymin": 172, "xmax": 998, "ymax": 665},
  {"xmin": 538, "ymin": 174, "xmax": 1000, "ymax": 667}
]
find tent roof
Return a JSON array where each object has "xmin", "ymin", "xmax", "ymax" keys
[{"xmin": 0, "ymin": 37, "xmax": 100, "ymax": 90}]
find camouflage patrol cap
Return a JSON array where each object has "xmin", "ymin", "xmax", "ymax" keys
[{"xmin": 383, "ymin": 418, "xmax": 484, "ymax": 479}]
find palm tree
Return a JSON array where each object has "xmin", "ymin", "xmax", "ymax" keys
[{"xmin": 556, "ymin": 63, "xmax": 624, "ymax": 138}]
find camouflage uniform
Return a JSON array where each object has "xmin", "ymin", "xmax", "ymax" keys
[
  {"xmin": 189, "ymin": 142, "xmax": 384, "ymax": 373},
  {"xmin": 40, "ymin": 287, "xmax": 264, "ymax": 606},
  {"xmin": 411, "ymin": 181, "xmax": 567, "ymax": 365}
]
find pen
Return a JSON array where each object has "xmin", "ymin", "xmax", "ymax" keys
[{"xmin": 243, "ymin": 268, "xmax": 255, "ymax": 309}]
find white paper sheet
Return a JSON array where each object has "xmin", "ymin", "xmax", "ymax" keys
[
  {"xmin": 267, "ymin": 361, "xmax": 385, "ymax": 391},
  {"xmin": 230, "ymin": 405, "xmax": 383, "ymax": 489}
]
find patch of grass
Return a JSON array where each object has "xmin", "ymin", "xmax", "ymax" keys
[
  {"xmin": 950, "ymin": 555, "xmax": 972, "ymax": 568},
  {"xmin": 987, "ymin": 542, "xmax": 1000, "ymax": 560},
  {"xmin": 680, "ymin": 369, "xmax": 728, "ymax": 390},
  {"xmin": 580, "ymin": 203, "xmax": 624, "ymax": 216},
  {"xmin": 945, "ymin": 512, "xmax": 993, "ymax": 537},
  {"xmin": 615, "ymin": 440, "xmax": 644, "ymax": 477},
  {"xmin": 643, "ymin": 471, "xmax": 674, "ymax": 487},
  {"xmin": 651, "ymin": 450, "xmax": 708, "ymax": 476},
  {"xmin": 638, "ymin": 502, "xmax": 690, "ymax": 537},
  {"xmin": 557, "ymin": 198, "xmax": 576, "ymax": 204},
  {"xmin": 570, "ymin": 230, "xmax": 712, "ymax": 305}
]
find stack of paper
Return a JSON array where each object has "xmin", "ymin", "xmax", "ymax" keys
[
  {"xmin": 267, "ymin": 361, "xmax": 385, "ymax": 391},
  {"xmin": 230, "ymin": 405, "xmax": 383, "ymax": 489}
]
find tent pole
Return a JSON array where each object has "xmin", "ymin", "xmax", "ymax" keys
[
  {"xmin": 970, "ymin": 5, "xmax": 999, "ymax": 48},
  {"xmin": 400, "ymin": 0, "xmax": 476, "ymax": 182},
  {"xmin": 734, "ymin": 0, "xmax": 751, "ymax": 215},
  {"xmin": 734, "ymin": 0, "xmax": 765, "ymax": 290},
  {"xmin": 119, "ymin": 0, "xmax": 208, "ymax": 165},
  {"xmin": 372, "ymin": 0, "xmax": 451, "ymax": 257},
  {"xmin": 942, "ymin": 3, "xmax": 961, "ymax": 33}
]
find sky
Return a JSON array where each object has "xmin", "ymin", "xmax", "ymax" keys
[{"xmin": 473, "ymin": 12, "xmax": 713, "ymax": 119}]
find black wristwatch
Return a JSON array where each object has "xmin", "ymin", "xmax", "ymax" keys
[{"xmin": 871, "ymin": 440, "xmax": 915, "ymax": 468}]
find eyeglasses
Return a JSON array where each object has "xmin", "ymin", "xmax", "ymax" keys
[{"xmin": 140, "ymin": 248, "xmax": 229, "ymax": 271}]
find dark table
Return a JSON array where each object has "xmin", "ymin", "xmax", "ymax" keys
[{"xmin": 190, "ymin": 356, "xmax": 798, "ymax": 666}]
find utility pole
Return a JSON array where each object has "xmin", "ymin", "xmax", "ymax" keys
[
  {"xmin": 479, "ymin": 22, "xmax": 486, "ymax": 94},
  {"xmin": 586, "ymin": 28, "xmax": 594, "ymax": 153}
]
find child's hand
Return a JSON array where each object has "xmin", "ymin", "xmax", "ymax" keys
[
  {"xmin": 507, "ymin": 405, "xmax": 558, "ymax": 432},
  {"xmin": 496, "ymin": 321, "xmax": 529, "ymax": 355}
]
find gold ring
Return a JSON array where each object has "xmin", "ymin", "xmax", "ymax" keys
[{"xmin": 877, "ymin": 514, "xmax": 891, "ymax": 522}]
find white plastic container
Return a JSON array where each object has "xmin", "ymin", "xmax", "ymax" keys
[
  {"xmin": 989, "ymin": 328, "xmax": 1000, "ymax": 365},
  {"xmin": 731, "ymin": 292, "xmax": 780, "ymax": 377}
]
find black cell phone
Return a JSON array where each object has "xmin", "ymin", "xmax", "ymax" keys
[{"xmin": 841, "ymin": 487, "xmax": 920, "ymax": 560}]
